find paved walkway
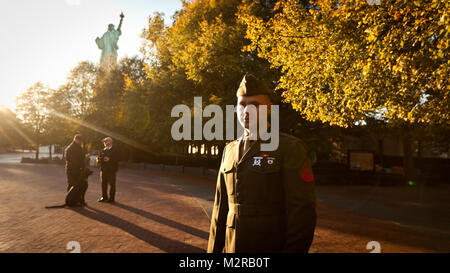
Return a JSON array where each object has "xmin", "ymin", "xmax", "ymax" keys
[
  {"xmin": 1, "ymin": 162, "xmax": 449, "ymax": 253},
  {"xmin": 0, "ymin": 163, "xmax": 210, "ymax": 253},
  {"xmin": 131, "ymin": 170, "xmax": 450, "ymax": 253}
]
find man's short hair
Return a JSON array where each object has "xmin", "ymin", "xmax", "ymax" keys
[
  {"xmin": 73, "ymin": 134, "xmax": 83, "ymax": 142},
  {"xmin": 102, "ymin": 137, "xmax": 113, "ymax": 143}
]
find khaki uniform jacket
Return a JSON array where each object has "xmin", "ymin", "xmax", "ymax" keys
[{"xmin": 207, "ymin": 133, "xmax": 316, "ymax": 253}]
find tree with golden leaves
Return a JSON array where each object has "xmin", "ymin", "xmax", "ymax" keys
[
  {"xmin": 239, "ymin": 0, "xmax": 448, "ymax": 181},
  {"xmin": 239, "ymin": 0, "xmax": 448, "ymax": 126}
]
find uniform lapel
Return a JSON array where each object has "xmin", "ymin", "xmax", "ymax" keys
[
  {"xmin": 236, "ymin": 135, "xmax": 244, "ymax": 163},
  {"xmin": 231, "ymin": 139, "xmax": 240, "ymax": 167},
  {"xmin": 238, "ymin": 139, "xmax": 260, "ymax": 166}
]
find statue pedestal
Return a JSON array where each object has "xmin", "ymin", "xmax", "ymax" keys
[{"xmin": 101, "ymin": 54, "xmax": 118, "ymax": 71}]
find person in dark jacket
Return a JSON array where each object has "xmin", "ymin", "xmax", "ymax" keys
[
  {"xmin": 64, "ymin": 134, "xmax": 86, "ymax": 205},
  {"xmin": 97, "ymin": 137, "xmax": 119, "ymax": 203}
]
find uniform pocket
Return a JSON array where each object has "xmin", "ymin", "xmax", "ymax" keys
[
  {"xmin": 246, "ymin": 161, "xmax": 282, "ymax": 203},
  {"xmin": 249, "ymin": 166, "xmax": 280, "ymax": 174},
  {"xmin": 222, "ymin": 161, "xmax": 235, "ymax": 195}
]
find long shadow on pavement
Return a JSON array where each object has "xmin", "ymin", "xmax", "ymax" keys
[
  {"xmin": 72, "ymin": 206, "xmax": 205, "ymax": 253},
  {"xmin": 113, "ymin": 202, "xmax": 209, "ymax": 240},
  {"xmin": 315, "ymin": 202, "xmax": 450, "ymax": 252}
]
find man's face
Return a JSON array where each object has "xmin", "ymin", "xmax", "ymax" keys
[
  {"xmin": 103, "ymin": 140, "xmax": 112, "ymax": 148},
  {"xmin": 237, "ymin": 94, "xmax": 272, "ymax": 130}
]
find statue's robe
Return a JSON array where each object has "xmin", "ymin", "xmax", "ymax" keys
[{"xmin": 96, "ymin": 29, "xmax": 121, "ymax": 70}]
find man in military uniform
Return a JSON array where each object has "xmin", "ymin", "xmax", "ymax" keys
[{"xmin": 207, "ymin": 74, "xmax": 316, "ymax": 253}]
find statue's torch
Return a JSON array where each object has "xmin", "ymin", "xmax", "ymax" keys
[{"xmin": 118, "ymin": 11, "xmax": 124, "ymax": 31}]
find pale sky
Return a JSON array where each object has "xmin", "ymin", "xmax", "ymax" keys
[{"xmin": 0, "ymin": 0, "xmax": 182, "ymax": 110}]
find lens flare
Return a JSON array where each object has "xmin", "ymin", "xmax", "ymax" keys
[
  {"xmin": 48, "ymin": 109, "xmax": 152, "ymax": 152},
  {"xmin": 0, "ymin": 103, "xmax": 35, "ymax": 145}
]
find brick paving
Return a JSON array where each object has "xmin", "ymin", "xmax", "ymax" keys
[
  {"xmin": 0, "ymin": 163, "xmax": 210, "ymax": 253},
  {"xmin": 311, "ymin": 185, "xmax": 450, "ymax": 253},
  {"xmin": 1, "ymin": 162, "xmax": 449, "ymax": 253},
  {"xmin": 128, "ymin": 169, "xmax": 450, "ymax": 253}
]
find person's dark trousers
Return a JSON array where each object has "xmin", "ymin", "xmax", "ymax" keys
[
  {"xmin": 67, "ymin": 173, "xmax": 80, "ymax": 192},
  {"xmin": 80, "ymin": 181, "xmax": 88, "ymax": 203},
  {"xmin": 101, "ymin": 171, "xmax": 116, "ymax": 201}
]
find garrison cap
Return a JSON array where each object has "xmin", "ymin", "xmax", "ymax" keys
[{"xmin": 236, "ymin": 74, "xmax": 271, "ymax": 97}]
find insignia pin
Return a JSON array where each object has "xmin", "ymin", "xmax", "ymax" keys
[{"xmin": 253, "ymin": 157, "xmax": 263, "ymax": 167}]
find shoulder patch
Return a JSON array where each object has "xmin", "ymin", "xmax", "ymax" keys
[{"xmin": 300, "ymin": 160, "xmax": 314, "ymax": 183}]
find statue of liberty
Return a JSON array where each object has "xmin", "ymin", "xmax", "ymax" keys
[{"xmin": 95, "ymin": 12, "xmax": 124, "ymax": 70}]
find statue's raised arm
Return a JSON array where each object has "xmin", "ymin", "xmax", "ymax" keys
[{"xmin": 118, "ymin": 12, "xmax": 124, "ymax": 34}]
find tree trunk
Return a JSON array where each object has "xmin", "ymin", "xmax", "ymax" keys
[
  {"xmin": 49, "ymin": 144, "xmax": 52, "ymax": 160},
  {"xmin": 36, "ymin": 120, "xmax": 40, "ymax": 160}
]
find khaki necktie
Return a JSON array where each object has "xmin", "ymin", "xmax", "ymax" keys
[{"xmin": 240, "ymin": 135, "xmax": 252, "ymax": 160}]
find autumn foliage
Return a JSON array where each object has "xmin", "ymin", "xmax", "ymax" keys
[{"xmin": 239, "ymin": 0, "xmax": 449, "ymax": 126}]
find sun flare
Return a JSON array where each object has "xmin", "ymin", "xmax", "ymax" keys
[{"xmin": 0, "ymin": 96, "xmax": 14, "ymax": 111}]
